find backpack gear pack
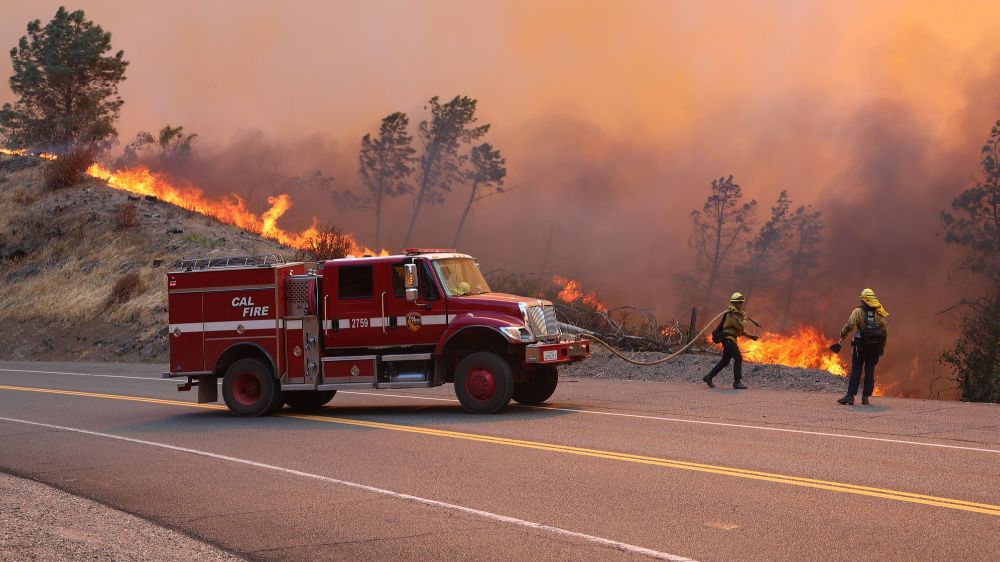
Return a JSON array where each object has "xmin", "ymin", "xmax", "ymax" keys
[
  {"xmin": 857, "ymin": 307, "xmax": 886, "ymax": 354},
  {"xmin": 711, "ymin": 312, "xmax": 730, "ymax": 344}
]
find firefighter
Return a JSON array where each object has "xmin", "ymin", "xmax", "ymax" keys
[
  {"xmin": 702, "ymin": 292, "xmax": 759, "ymax": 389},
  {"xmin": 835, "ymin": 288, "xmax": 889, "ymax": 406}
]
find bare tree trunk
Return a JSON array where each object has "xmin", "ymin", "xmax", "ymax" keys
[
  {"xmin": 452, "ymin": 181, "xmax": 480, "ymax": 248},
  {"xmin": 402, "ymin": 146, "xmax": 440, "ymax": 248},
  {"xmin": 781, "ymin": 259, "xmax": 800, "ymax": 329},
  {"xmin": 373, "ymin": 191, "xmax": 383, "ymax": 250},
  {"xmin": 704, "ymin": 210, "xmax": 725, "ymax": 302}
]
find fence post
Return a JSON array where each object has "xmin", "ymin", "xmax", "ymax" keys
[{"xmin": 686, "ymin": 307, "xmax": 698, "ymax": 352}]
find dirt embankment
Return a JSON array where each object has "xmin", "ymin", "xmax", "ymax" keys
[{"xmin": 0, "ymin": 154, "xmax": 289, "ymax": 362}]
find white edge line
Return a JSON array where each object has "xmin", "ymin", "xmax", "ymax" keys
[
  {"xmin": 0, "ymin": 416, "xmax": 694, "ymax": 562},
  {"xmin": 3, "ymin": 368, "xmax": 998, "ymax": 455}
]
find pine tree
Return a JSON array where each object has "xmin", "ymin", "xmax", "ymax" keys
[{"xmin": 0, "ymin": 7, "xmax": 128, "ymax": 151}]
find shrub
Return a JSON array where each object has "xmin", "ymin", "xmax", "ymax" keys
[
  {"xmin": 44, "ymin": 148, "xmax": 95, "ymax": 190},
  {"xmin": 11, "ymin": 189, "xmax": 35, "ymax": 205},
  {"xmin": 294, "ymin": 224, "xmax": 357, "ymax": 261},
  {"xmin": 115, "ymin": 202, "xmax": 138, "ymax": 229},
  {"xmin": 109, "ymin": 272, "xmax": 145, "ymax": 305}
]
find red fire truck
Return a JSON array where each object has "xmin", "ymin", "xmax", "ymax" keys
[{"xmin": 163, "ymin": 250, "xmax": 590, "ymax": 415}]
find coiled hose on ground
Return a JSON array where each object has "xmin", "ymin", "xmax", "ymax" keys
[{"xmin": 560, "ymin": 310, "xmax": 727, "ymax": 366}]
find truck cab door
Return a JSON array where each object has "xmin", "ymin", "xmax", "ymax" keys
[
  {"xmin": 321, "ymin": 261, "xmax": 386, "ymax": 349},
  {"xmin": 382, "ymin": 259, "xmax": 448, "ymax": 347}
]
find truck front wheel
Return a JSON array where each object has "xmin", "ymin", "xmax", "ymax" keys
[
  {"xmin": 222, "ymin": 358, "xmax": 281, "ymax": 416},
  {"xmin": 454, "ymin": 352, "xmax": 514, "ymax": 414},
  {"xmin": 513, "ymin": 366, "xmax": 558, "ymax": 405},
  {"xmin": 284, "ymin": 390, "xmax": 337, "ymax": 412}
]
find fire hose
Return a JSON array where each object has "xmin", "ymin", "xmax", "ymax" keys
[{"xmin": 560, "ymin": 309, "xmax": 732, "ymax": 366}]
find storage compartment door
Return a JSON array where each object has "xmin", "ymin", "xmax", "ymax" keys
[{"xmin": 168, "ymin": 292, "xmax": 204, "ymax": 373}]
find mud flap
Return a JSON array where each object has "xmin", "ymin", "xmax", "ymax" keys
[{"xmin": 198, "ymin": 376, "xmax": 218, "ymax": 403}]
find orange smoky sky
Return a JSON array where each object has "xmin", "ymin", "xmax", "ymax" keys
[{"xmin": 3, "ymin": 1, "xmax": 1000, "ymax": 397}]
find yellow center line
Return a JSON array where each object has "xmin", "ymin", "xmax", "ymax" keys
[{"xmin": 3, "ymin": 383, "xmax": 999, "ymax": 516}]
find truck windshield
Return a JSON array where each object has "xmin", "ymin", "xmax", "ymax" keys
[{"xmin": 432, "ymin": 258, "xmax": 491, "ymax": 296}]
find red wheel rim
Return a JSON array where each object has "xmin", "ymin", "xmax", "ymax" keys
[
  {"xmin": 232, "ymin": 371, "xmax": 261, "ymax": 406},
  {"xmin": 466, "ymin": 367, "xmax": 496, "ymax": 401}
]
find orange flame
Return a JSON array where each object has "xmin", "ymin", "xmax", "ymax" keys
[
  {"xmin": 729, "ymin": 326, "xmax": 848, "ymax": 376},
  {"xmin": 552, "ymin": 275, "xmax": 607, "ymax": 311},
  {"xmin": 0, "ymin": 148, "xmax": 26, "ymax": 156},
  {"xmin": 83, "ymin": 162, "xmax": 386, "ymax": 256}
]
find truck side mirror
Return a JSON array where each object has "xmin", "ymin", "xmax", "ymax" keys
[
  {"xmin": 405, "ymin": 288, "xmax": 418, "ymax": 302},
  {"xmin": 404, "ymin": 264, "xmax": 418, "ymax": 289}
]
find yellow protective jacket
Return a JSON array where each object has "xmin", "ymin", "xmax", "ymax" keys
[{"xmin": 723, "ymin": 306, "xmax": 750, "ymax": 341}]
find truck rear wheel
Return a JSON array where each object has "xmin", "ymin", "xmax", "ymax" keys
[
  {"xmin": 454, "ymin": 352, "xmax": 514, "ymax": 414},
  {"xmin": 222, "ymin": 358, "xmax": 281, "ymax": 417},
  {"xmin": 513, "ymin": 366, "xmax": 558, "ymax": 405},
  {"xmin": 284, "ymin": 390, "xmax": 337, "ymax": 412}
]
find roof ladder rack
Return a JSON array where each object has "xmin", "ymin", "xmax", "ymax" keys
[{"xmin": 172, "ymin": 254, "xmax": 287, "ymax": 271}]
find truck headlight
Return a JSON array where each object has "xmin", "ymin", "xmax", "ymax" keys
[{"xmin": 500, "ymin": 326, "xmax": 534, "ymax": 342}]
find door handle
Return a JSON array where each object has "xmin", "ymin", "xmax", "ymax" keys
[{"xmin": 380, "ymin": 291, "xmax": 387, "ymax": 335}]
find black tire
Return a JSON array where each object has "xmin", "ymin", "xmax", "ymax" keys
[
  {"xmin": 513, "ymin": 366, "xmax": 558, "ymax": 405},
  {"xmin": 221, "ymin": 358, "xmax": 281, "ymax": 416},
  {"xmin": 454, "ymin": 351, "xmax": 514, "ymax": 414},
  {"xmin": 284, "ymin": 390, "xmax": 337, "ymax": 412}
]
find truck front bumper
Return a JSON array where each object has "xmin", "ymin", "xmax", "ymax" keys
[{"xmin": 524, "ymin": 338, "xmax": 591, "ymax": 365}]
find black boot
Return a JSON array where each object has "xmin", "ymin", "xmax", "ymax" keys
[
  {"xmin": 837, "ymin": 395, "xmax": 855, "ymax": 405},
  {"xmin": 702, "ymin": 374, "xmax": 715, "ymax": 388},
  {"xmin": 733, "ymin": 382, "xmax": 748, "ymax": 390},
  {"xmin": 861, "ymin": 396, "xmax": 870, "ymax": 406}
]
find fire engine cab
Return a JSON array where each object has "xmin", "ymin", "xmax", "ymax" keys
[{"xmin": 163, "ymin": 250, "xmax": 590, "ymax": 415}]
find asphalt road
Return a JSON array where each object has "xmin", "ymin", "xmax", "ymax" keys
[{"xmin": 1, "ymin": 360, "xmax": 998, "ymax": 561}]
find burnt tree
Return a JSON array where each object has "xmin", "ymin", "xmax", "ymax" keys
[
  {"xmin": 453, "ymin": 142, "xmax": 507, "ymax": 247},
  {"xmin": 941, "ymin": 120, "xmax": 1000, "ymax": 403},
  {"xmin": 401, "ymin": 96, "xmax": 489, "ymax": 248},
  {"xmin": 739, "ymin": 190, "xmax": 793, "ymax": 299},
  {"xmin": 780, "ymin": 205, "xmax": 823, "ymax": 327},
  {"xmin": 688, "ymin": 175, "xmax": 757, "ymax": 303},
  {"xmin": 359, "ymin": 112, "xmax": 416, "ymax": 249}
]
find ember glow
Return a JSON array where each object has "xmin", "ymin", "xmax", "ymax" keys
[
  {"xmin": 735, "ymin": 326, "xmax": 847, "ymax": 376},
  {"xmin": 84, "ymin": 162, "xmax": 385, "ymax": 256},
  {"xmin": 552, "ymin": 275, "xmax": 607, "ymax": 312}
]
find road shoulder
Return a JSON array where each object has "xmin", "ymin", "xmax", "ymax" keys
[{"xmin": 0, "ymin": 472, "xmax": 244, "ymax": 562}]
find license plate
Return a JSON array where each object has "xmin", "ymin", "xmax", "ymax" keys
[{"xmin": 543, "ymin": 350, "xmax": 558, "ymax": 362}]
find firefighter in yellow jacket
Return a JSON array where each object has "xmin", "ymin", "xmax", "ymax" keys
[
  {"xmin": 834, "ymin": 288, "xmax": 889, "ymax": 406},
  {"xmin": 703, "ymin": 293, "xmax": 759, "ymax": 389}
]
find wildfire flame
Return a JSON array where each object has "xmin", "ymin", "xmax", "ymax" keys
[
  {"xmin": 730, "ymin": 326, "xmax": 847, "ymax": 376},
  {"xmin": 552, "ymin": 275, "xmax": 607, "ymax": 311},
  {"xmin": 78, "ymin": 161, "xmax": 386, "ymax": 256}
]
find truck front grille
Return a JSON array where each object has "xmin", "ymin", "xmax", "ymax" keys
[{"xmin": 527, "ymin": 304, "xmax": 560, "ymax": 339}]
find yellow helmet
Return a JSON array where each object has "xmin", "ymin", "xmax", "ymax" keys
[
  {"xmin": 730, "ymin": 292, "xmax": 746, "ymax": 303},
  {"xmin": 860, "ymin": 288, "xmax": 876, "ymax": 299}
]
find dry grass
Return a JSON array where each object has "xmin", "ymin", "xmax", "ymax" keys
[
  {"xmin": 44, "ymin": 148, "xmax": 95, "ymax": 190},
  {"xmin": 115, "ymin": 202, "xmax": 138, "ymax": 229},
  {"xmin": 0, "ymin": 156, "xmax": 292, "ymax": 361}
]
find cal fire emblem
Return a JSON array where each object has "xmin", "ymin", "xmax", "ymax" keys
[{"xmin": 406, "ymin": 312, "xmax": 422, "ymax": 332}]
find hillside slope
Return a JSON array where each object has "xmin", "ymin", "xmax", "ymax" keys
[{"xmin": 0, "ymin": 154, "xmax": 290, "ymax": 361}]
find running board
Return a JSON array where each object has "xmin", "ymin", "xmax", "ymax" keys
[
  {"xmin": 375, "ymin": 381, "xmax": 433, "ymax": 389},
  {"xmin": 316, "ymin": 382, "xmax": 376, "ymax": 391}
]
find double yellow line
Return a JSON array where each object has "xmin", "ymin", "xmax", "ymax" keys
[{"xmin": 3, "ymin": 383, "xmax": 999, "ymax": 516}]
